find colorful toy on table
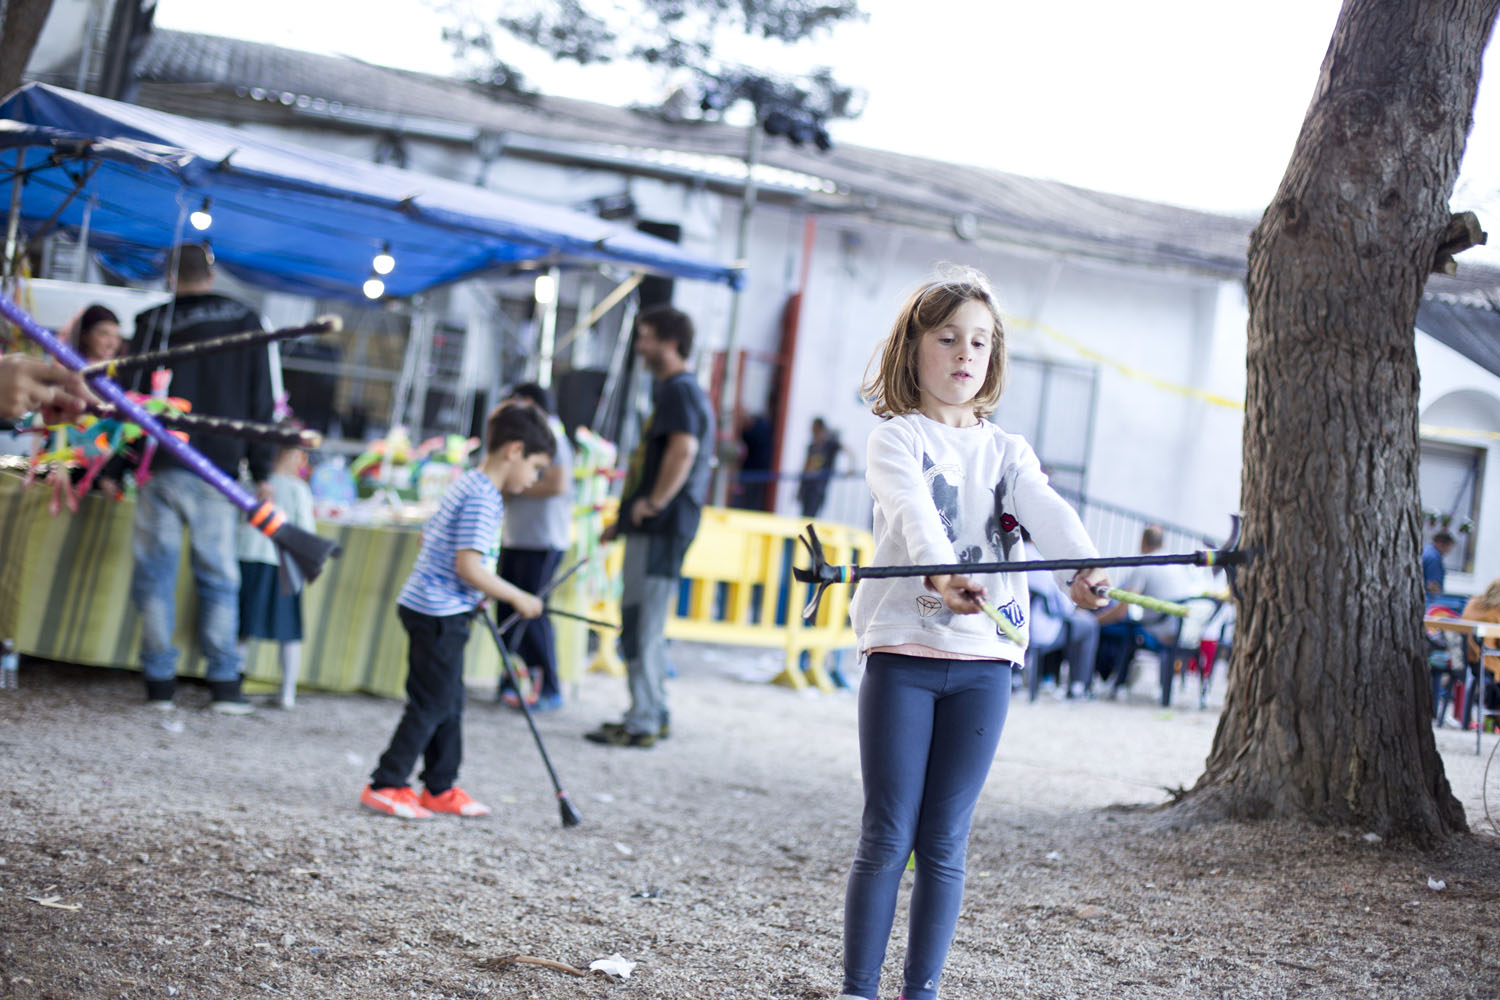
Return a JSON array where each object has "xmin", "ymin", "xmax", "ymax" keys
[
  {"xmin": 308, "ymin": 455, "xmax": 358, "ymax": 518},
  {"xmin": 349, "ymin": 426, "xmax": 416, "ymax": 491},
  {"xmin": 570, "ymin": 426, "xmax": 620, "ymax": 600},
  {"xmin": 413, "ymin": 433, "xmax": 480, "ymax": 502},
  {"xmin": 568, "ymin": 426, "xmax": 626, "ymax": 671},
  {"xmin": 24, "ymin": 389, "xmax": 192, "ymax": 513}
]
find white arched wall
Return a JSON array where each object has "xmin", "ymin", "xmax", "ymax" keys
[{"xmin": 1416, "ymin": 333, "xmax": 1500, "ymax": 595}]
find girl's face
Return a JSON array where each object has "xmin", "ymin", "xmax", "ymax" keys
[
  {"xmin": 82, "ymin": 321, "xmax": 122, "ymax": 363},
  {"xmin": 915, "ymin": 298, "xmax": 994, "ymax": 425}
]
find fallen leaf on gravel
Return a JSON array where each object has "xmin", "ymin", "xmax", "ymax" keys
[
  {"xmin": 1427, "ymin": 877, "xmax": 1446, "ymax": 891},
  {"xmin": 1075, "ymin": 905, "xmax": 1109, "ymax": 920},
  {"xmin": 613, "ymin": 842, "xmax": 633, "ymax": 856},
  {"xmin": 1362, "ymin": 832, "xmax": 1382, "ymax": 843},
  {"xmin": 589, "ymin": 953, "xmax": 636, "ymax": 979}
]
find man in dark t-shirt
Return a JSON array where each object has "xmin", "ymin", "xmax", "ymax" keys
[
  {"xmin": 127, "ymin": 244, "xmax": 275, "ymax": 713},
  {"xmin": 586, "ymin": 304, "xmax": 714, "ymax": 748}
]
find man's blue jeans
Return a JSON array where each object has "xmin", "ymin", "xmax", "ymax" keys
[{"xmin": 130, "ymin": 467, "xmax": 243, "ymax": 683}]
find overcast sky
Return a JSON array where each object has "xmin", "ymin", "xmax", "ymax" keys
[{"xmin": 155, "ymin": 1, "xmax": 1500, "ymax": 240}]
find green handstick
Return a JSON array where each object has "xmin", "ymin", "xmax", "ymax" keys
[
  {"xmin": 978, "ymin": 599, "xmax": 1026, "ymax": 644},
  {"xmin": 1097, "ymin": 587, "xmax": 1189, "ymax": 617}
]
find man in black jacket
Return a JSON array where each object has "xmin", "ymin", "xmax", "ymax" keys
[{"xmin": 127, "ymin": 244, "xmax": 274, "ymax": 713}]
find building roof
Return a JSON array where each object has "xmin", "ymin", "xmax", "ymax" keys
[
  {"xmin": 133, "ymin": 30, "xmax": 1264, "ymax": 279},
  {"xmin": 97, "ymin": 30, "xmax": 1500, "ymax": 324}
]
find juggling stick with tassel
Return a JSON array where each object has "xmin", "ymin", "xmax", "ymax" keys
[{"xmin": 0, "ymin": 294, "xmax": 342, "ymax": 586}]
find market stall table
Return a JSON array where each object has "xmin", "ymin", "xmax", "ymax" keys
[{"xmin": 0, "ymin": 471, "xmax": 506, "ymax": 698}]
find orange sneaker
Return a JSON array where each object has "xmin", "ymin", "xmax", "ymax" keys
[
  {"xmin": 419, "ymin": 786, "xmax": 491, "ymax": 817},
  {"xmin": 360, "ymin": 785, "xmax": 433, "ymax": 820}
]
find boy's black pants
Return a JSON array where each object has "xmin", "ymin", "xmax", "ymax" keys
[{"xmin": 370, "ymin": 606, "xmax": 472, "ymax": 794}]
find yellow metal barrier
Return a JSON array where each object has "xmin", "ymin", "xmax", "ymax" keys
[{"xmin": 578, "ymin": 507, "xmax": 872, "ymax": 693}]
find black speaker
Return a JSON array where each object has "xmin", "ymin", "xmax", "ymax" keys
[
  {"xmin": 555, "ymin": 369, "xmax": 609, "ymax": 438},
  {"xmin": 636, "ymin": 220, "xmax": 681, "ymax": 308}
]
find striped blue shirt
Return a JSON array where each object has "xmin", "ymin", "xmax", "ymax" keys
[{"xmin": 397, "ymin": 469, "xmax": 504, "ymax": 617}]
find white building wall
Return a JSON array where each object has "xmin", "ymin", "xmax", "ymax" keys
[{"xmin": 142, "ymin": 115, "xmax": 1500, "ymax": 574}]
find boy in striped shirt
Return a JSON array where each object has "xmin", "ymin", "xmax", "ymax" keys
[{"xmin": 360, "ymin": 404, "xmax": 556, "ymax": 820}]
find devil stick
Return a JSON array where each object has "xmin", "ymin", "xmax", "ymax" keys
[
  {"xmin": 793, "ymin": 515, "xmax": 1253, "ymax": 620},
  {"xmin": 81, "ymin": 316, "xmax": 342, "ymax": 378},
  {"xmin": 88, "ymin": 406, "xmax": 324, "ymax": 448},
  {"xmin": 0, "ymin": 295, "xmax": 341, "ymax": 583}
]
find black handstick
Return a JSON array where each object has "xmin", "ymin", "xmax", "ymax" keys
[{"xmin": 479, "ymin": 606, "xmax": 582, "ymax": 829}]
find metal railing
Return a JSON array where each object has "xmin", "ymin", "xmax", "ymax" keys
[{"xmin": 1054, "ymin": 487, "xmax": 1223, "ymax": 557}]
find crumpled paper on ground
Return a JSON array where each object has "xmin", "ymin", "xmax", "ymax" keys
[{"xmin": 589, "ymin": 953, "xmax": 637, "ymax": 979}]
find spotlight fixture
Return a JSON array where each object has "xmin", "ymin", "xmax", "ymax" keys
[
  {"xmin": 362, "ymin": 275, "xmax": 385, "ymax": 300},
  {"xmin": 533, "ymin": 273, "xmax": 557, "ymax": 305},
  {"xmin": 372, "ymin": 242, "xmax": 395, "ymax": 275},
  {"xmin": 189, "ymin": 197, "xmax": 213, "ymax": 231}
]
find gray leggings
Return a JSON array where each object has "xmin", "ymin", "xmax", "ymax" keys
[{"xmin": 842, "ymin": 652, "xmax": 1013, "ymax": 1000}]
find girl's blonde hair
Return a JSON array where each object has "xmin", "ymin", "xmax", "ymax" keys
[{"xmin": 860, "ymin": 266, "xmax": 1007, "ymax": 418}]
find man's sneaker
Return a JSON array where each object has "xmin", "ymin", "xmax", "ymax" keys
[
  {"xmin": 359, "ymin": 785, "xmax": 433, "ymax": 820},
  {"xmin": 207, "ymin": 679, "xmax": 253, "ymax": 715},
  {"xmin": 419, "ymin": 786, "xmax": 491, "ymax": 817},
  {"xmin": 145, "ymin": 679, "xmax": 176, "ymax": 710},
  {"xmin": 585, "ymin": 723, "xmax": 656, "ymax": 748},
  {"xmin": 595, "ymin": 719, "xmax": 669, "ymax": 740}
]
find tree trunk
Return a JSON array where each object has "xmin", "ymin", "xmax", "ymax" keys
[
  {"xmin": 0, "ymin": 0, "xmax": 56, "ymax": 101},
  {"xmin": 1183, "ymin": 0, "xmax": 1499, "ymax": 843}
]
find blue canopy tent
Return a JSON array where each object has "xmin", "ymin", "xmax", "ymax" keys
[{"xmin": 0, "ymin": 83, "xmax": 742, "ymax": 298}]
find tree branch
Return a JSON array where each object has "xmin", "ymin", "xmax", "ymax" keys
[{"xmin": 1433, "ymin": 210, "xmax": 1488, "ymax": 274}]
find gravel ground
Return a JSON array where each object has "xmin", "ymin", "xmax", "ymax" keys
[{"xmin": 2, "ymin": 647, "xmax": 1499, "ymax": 1000}]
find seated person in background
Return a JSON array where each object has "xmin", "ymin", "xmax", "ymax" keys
[
  {"xmin": 72, "ymin": 304, "xmax": 124, "ymax": 365},
  {"xmin": 1025, "ymin": 532, "xmax": 1099, "ymax": 698},
  {"xmin": 1459, "ymin": 579, "xmax": 1500, "ymax": 730},
  {"xmin": 1422, "ymin": 531, "xmax": 1455, "ymax": 595},
  {"xmin": 1092, "ymin": 525, "xmax": 1201, "ymax": 697}
]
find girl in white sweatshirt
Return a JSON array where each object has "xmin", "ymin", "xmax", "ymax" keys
[{"xmin": 838, "ymin": 268, "xmax": 1109, "ymax": 1000}]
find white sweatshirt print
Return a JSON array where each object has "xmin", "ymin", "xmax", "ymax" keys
[{"xmin": 849, "ymin": 413, "xmax": 1099, "ymax": 661}]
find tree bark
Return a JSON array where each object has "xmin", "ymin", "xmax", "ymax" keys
[
  {"xmin": 1182, "ymin": 0, "xmax": 1499, "ymax": 843},
  {"xmin": 0, "ymin": 0, "xmax": 56, "ymax": 101}
]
